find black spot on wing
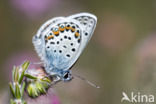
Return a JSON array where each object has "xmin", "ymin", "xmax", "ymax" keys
[
  {"xmin": 68, "ymin": 37, "xmax": 71, "ymax": 40},
  {"xmin": 57, "ymin": 41, "xmax": 59, "ymax": 44},
  {"xmin": 59, "ymin": 50, "xmax": 62, "ymax": 53},
  {"xmin": 78, "ymin": 39, "xmax": 81, "ymax": 43},
  {"xmin": 85, "ymin": 32, "xmax": 88, "ymax": 36},
  {"xmin": 64, "ymin": 36, "xmax": 67, "ymax": 39},
  {"xmin": 72, "ymin": 48, "xmax": 75, "ymax": 52},
  {"xmin": 70, "ymin": 43, "xmax": 73, "ymax": 46},
  {"xmin": 66, "ymin": 54, "xmax": 70, "ymax": 57},
  {"xmin": 63, "ymin": 45, "xmax": 67, "ymax": 48},
  {"xmin": 50, "ymin": 42, "xmax": 55, "ymax": 44}
]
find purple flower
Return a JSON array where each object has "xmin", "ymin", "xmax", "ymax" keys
[
  {"xmin": 27, "ymin": 91, "xmax": 60, "ymax": 104},
  {"xmin": 4, "ymin": 50, "xmax": 61, "ymax": 104},
  {"xmin": 10, "ymin": 0, "xmax": 59, "ymax": 19},
  {"xmin": 3, "ymin": 50, "xmax": 40, "ymax": 80},
  {"xmin": 51, "ymin": 95, "xmax": 60, "ymax": 104}
]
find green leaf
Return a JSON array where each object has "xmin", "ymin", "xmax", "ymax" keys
[
  {"xmin": 18, "ymin": 73, "xmax": 24, "ymax": 84},
  {"xmin": 10, "ymin": 99, "xmax": 16, "ymax": 104},
  {"xmin": 10, "ymin": 61, "xmax": 30, "ymax": 104},
  {"xmin": 12, "ymin": 66, "xmax": 16, "ymax": 82},
  {"xmin": 19, "ymin": 61, "xmax": 30, "ymax": 84},
  {"xmin": 21, "ymin": 82, "xmax": 26, "ymax": 97},
  {"xmin": 24, "ymin": 73, "xmax": 37, "ymax": 80},
  {"xmin": 18, "ymin": 69, "xmax": 25, "ymax": 84},
  {"xmin": 27, "ymin": 84, "xmax": 38, "ymax": 98},
  {"xmin": 14, "ymin": 67, "xmax": 19, "ymax": 82},
  {"xmin": 9, "ymin": 83, "xmax": 15, "ymax": 98},
  {"xmin": 36, "ymin": 81, "xmax": 46, "ymax": 94},
  {"xmin": 23, "ymin": 101, "xmax": 27, "ymax": 104},
  {"xmin": 15, "ymin": 83, "xmax": 21, "ymax": 99},
  {"xmin": 22, "ymin": 61, "xmax": 30, "ymax": 71},
  {"xmin": 41, "ymin": 77, "xmax": 51, "ymax": 83}
]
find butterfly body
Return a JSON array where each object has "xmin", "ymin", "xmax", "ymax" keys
[{"xmin": 33, "ymin": 13, "xmax": 97, "ymax": 82}]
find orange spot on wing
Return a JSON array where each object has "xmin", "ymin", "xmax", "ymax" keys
[
  {"xmin": 46, "ymin": 35, "xmax": 54, "ymax": 40},
  {"xmin": 71, "ymin": 28, "xmax": 75, "ymax": 32},
  {"xmin": 52, "ymin": 31, "xmax": 59, "ymax": 36},
  {"xmin": 65, "ymin": 26, "xmax": 71, "ymax": 30},
  {"xmin": 75, "ymin": 32, "xmax": 80, "ymax": 37},
  {"xmin": 59, "ymin": 27, "xmax": 65, "ymax": 31}
]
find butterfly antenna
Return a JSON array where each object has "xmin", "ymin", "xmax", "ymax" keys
[{"xmin": 73, "ymin": 74, "xmax": 100, "ymax": 88}]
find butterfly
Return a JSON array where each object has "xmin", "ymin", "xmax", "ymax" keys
[{"xmin": 32, "ymin": 12, "xmax": 97, "ymax": 85}]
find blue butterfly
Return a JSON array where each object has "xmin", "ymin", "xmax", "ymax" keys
[{"xmin": 32, "ymin": 13, "xmax": 98, "ymax": 87}]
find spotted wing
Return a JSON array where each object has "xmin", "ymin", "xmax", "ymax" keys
[
  {"xmin": 32, "ymin": 17, "xmax": 64, "ymax": 61},
  {"xmin": 33, "ymin": 13, "xmax": 97, "ymax": 75},
  {"xmin": 65, "ymin": 13, "xmax": 97, "ymax": 70}
]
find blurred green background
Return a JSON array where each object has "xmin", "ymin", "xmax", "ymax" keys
[{"xmin": 1, "ymin": 0, "xmax": 156, "ymax": 104}]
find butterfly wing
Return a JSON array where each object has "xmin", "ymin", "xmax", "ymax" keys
[
  {"xmin": 33, "ymin": 17, "xmax": 65, "ymax": 61},
  {"xmin": 32, "ymin": 13, "xmax": 97, "ymax": 75},
  {"xmin": 66, "ymin": 13, "xmax": 97, "ymax": 70}
]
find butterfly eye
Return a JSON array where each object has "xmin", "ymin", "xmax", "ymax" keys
[
  {"xmin": 63, "ymin": 71, "xmax": 72, "ymax": 81},
  {"xmin": 63, "ymin": 72, "xmax": 68, "ymax": 79}
]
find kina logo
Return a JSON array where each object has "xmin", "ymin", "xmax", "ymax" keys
[{"xmin": 121, "ymin": 92, "xmax": 154, "ymax": 103}]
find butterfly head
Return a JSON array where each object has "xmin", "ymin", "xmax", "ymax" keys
[{"xmin": 60, "ymin": 70, "xmax": 73, "ymax": 82}]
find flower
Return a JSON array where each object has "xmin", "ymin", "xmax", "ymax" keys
[
  {"xmin": 10, "ymin": 0, "xmax": 59, "ymax": 19},
  {"xmin": 25, "ymin": 67, "xmax": 52, "ymax": 98},
  {"xmin": 8, "ymin": 60, "xmax": 60, "ymax": 104},
  {"xmin": 51, "ymin": 95, "xmax": 60, "ymax": 104},
  {"xmin": 27, "ymin": 91, "xmax": 60, "ymax": 104},
  {"xmin": 3, "ymin": 50, "xmax": 40, "ymax": 80}
]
